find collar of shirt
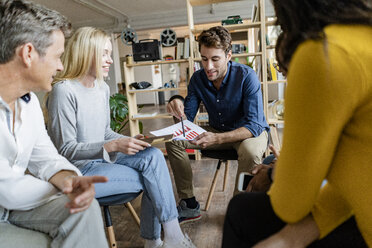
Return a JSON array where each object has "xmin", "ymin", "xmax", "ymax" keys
[
  {"xmin": 185, "ymin": 61, "xmax": 269, "ymax": 135},
  {"xmin": 21, "ymin": 93, "xmax": 31, "ymax": 103},
  {"xmin": 0, "ymin": 92, "xmax": 81, "ymax": 214}
]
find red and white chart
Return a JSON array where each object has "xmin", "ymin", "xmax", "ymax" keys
[{"xmin": 150, "ymin": 120, "xmax": 206, "ymax": 141}]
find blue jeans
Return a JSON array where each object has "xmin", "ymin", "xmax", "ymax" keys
[{"xmin": 81, "ymin": 147, "xmax": 178, "ymax": 240}]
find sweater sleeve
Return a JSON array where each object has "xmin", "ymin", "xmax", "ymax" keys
[
  {"xmin": 47, "ymin": 83, "xmax": 108, "ymax": 161},
  {"xmin": 312, "ymin": 183, "xmax": 353, "ymax": 238},
  {"xmin": 269, "ymin": 40, "xmax": 363, "ymax": 224}
]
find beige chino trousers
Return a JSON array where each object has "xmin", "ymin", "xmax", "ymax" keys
[{"xmin": 165, "ymin": 127, "xmax": 268, "ymax": 199}]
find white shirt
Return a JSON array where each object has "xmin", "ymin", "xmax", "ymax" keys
[{"xmin": 0, "ymin": 92, "xmax": 81, "ymax": 221}]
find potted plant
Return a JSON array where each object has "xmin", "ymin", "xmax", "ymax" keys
[
  {"xmin": 109, "ymin": 92, "xmax": 143, "ymax": 134},
  {"xmin": 109, "ymin": 93, "xmax": 129, "ymax": 133}
]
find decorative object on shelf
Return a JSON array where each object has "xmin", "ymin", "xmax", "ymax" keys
[
  {"xmin": 232, "ymin": 44, "xmax": 246, "ymax": 54},
  {"xmin": 221, "ymin": 15, "xmax": 243, "ymax": 26},
  {"xmin": 161, "ymin": 28, "xmax": 177, "ymax": 47},
  {"xmin": 130, "ymin": 81, "xmax": 152, "ymax": 89},
  {"xmin": 121, "ymin": 27, "xmax": 138, "ymax": 46},
  {"xmin": 132, "ymin": 39, "xmax": 162, "ymax": 62},
  {"xmin": 126, "ymin": 54, "xmax": 133, "ymax": 64},
  {"xmin": 163, "ymin": 55, "xmax": 174, "ymax": 60},
  {"xmin": 163, "ymin": 80, "xmax": 177, "ymax": 89},
  {"xmin": 271, "ymin": 99, "xmax": 284, "ymax": 120}
]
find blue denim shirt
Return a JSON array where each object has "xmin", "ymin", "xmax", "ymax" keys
[{"xmin": 184, "ymin": 61, "xmax": 269, "ymax": 137}]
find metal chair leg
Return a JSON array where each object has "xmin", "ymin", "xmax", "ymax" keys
[
  {"xmin": 124, "ymin": 202, "xmax": 140, "ymax": 227},
  {"xmin": 204, "ymin": 159, "xmax": 224, "ymax": 211},
  {"xmin": 103, "ymin": 206, "xmax": 117, "ymax": 248}
]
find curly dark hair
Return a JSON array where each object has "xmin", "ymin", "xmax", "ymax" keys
[
  {"xmin": 198, "ymin": 26, "xmax": 232, "ymax": 55},
  {"xmin": 273, "ymin": 0, "xmax": 372, "ymax": 74}
]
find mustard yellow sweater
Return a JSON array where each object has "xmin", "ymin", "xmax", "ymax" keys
[{"xmin": 269, "ymin": 24, "xmax": 372, "ymax": 246}]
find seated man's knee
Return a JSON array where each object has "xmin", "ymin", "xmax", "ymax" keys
[
  {"xmin": 78, "ymin": 199, "xmax": 103, "ymax": 223},
  {"xmin": 165, "ymin": 139, "xmax": 187, "ymax": 152}
]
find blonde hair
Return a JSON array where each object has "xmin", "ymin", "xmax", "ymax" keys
[
  {"xmin": 54, "ymin": 26, "xmax": 109, "ymax": 83},
  {"xmin": 44, "ymin": 27, "xmax": 109, "ymax": 123}
]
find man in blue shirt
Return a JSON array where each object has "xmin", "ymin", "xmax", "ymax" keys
[{"xmin": 166, "ymin": 26, "xmax": 269, "ymax": 223}]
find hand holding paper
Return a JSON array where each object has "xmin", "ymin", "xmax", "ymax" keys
[
  {"xmin": 150, "ymin": 120, "xmax": 206, "ymax": 141},
  {"xmin": 189, "ymin": 131, "xmax": 220, "ymax": 148}
]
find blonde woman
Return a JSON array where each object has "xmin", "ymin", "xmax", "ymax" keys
[{"xmin": 46, "ymin": 27, "xmax": 195, "ymax": 248}]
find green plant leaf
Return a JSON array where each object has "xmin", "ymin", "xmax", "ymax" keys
[{"xmin": 109, "ymin": 93, "xmax": 129, "ymax": 133}]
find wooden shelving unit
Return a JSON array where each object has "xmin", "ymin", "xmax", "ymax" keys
[
  {"xmin": 186, "ymin": 0, "xmax": 286, "ymax": 127},
  {"xmin": 123, "ymin": 0, "xmax": 285, "ymax": 138},
  {"xmin": 127, "ymin": 87, "xmax": 182, "ymax": 94},
  {"xmin": 123, "ymin": 60, "xmax": 187, "ymax": 136},
  {"xmin": 126, "ymin": 59, "xmax": 189, "ymax": 67}
]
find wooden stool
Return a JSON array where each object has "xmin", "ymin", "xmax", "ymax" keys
[
  {"xmin": 201, "ymin": 149, "xmax": 238, "ymax": 211},
  {"xmin": 97, "ymin": 192, "xmax": 141, "ymax": 248}
]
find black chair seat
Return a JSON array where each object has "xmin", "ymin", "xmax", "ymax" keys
[
  {"xmin": 201, "ymin": 149, "xmax": 238, "ymax": 161},
  {"xmin": 97, "ymin": 192, "xmax": 141, "ymax": 206}
]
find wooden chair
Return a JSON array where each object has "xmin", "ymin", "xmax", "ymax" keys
[
  {"xmin": 97, "ymin": 192, "xmax": 141, "ymax": 248},
  {"xmin": 201, "ymin": 149, "xmax": 238, "ymax": 211}
]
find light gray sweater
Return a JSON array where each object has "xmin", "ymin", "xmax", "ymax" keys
[{"xmin": 47, "ymin": 79, "xmax": 124, "ymax": 169}]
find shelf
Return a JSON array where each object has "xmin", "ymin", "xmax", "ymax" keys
[
  {"xmin": 268, "ymin": 118, "xmax": 284, "ymax": 124},
  {"xmin": 128, "ymin": 87, "xmax": 182, "ymax": 94},
  {"xmin": 267, "ymin": 80, "xmax": 287, "ymax": 84},
  {"xmin": 192, "ymin": 22, "xmax": 259, "ymax": 34},
  {"xmin": 126, "ymin": 59, "xmax": 189, "ymax": 67},
  {"xmin": 192, "ymin": 52, "xmax": 262, "ymax": 61},
  {"xmin": 266, "ymin": 20, "xmax": 277, "ymax": 26},
  {"xmin": 189, "ymin": 0, "xmax": 241, "ymax": 6},
  {"xmin": 232, "ymin": 52, "xmax": 262, "ymax": 58},
  {"xmin": 192, "ymin": 21, "xmax": 277, "ymax": 35},
  {"xmin": 131, "ymin": 113, "xmax": 173, "ymax": 120}
]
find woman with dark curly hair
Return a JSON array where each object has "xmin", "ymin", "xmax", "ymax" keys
[{"xmin": 222, "ymin": 0, "xmax": 372, "ymax": 247}]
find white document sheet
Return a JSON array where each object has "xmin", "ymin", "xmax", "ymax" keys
[{"xmin": 150, "ymin": 120, "xmax": 206, "ymax": 141}]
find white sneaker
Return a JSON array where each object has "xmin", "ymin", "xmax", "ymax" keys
[{"xmin": 162, "ymin": 234, "xmax": 196, "ymax": 248}]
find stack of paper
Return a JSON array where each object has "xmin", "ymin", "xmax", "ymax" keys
[{"xmin": 150, "ymin": 120, "xmax": 206, "ymax": 141}]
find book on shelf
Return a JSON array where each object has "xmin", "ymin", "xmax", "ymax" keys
[
  {"xmin": 193, "ymin": 41, "xmax": 201, "ymax": 59},
  {"xmin": 255, "ymin": 58, "xmax": 262, "ymax": 81},
  {"xmin": 176, "ymin": 38, "xmax": 184, "ymax": 60},
  {"xmin": 183, "ymin": 37, "xmax": 190, "ymax": 59},
  {"xmin": 266, "ymin": 59, "xmax": 272, "ymax": 81},
  {"xmin": 269, "ymin": 58, "xmax": 278, "ymax": 81},
  {"xmin": 255, "ymin": 3, "xmax": 260, "ymax": 22},
  {"xmin": 251, "ymin": 4, "xmax": 257, "ymax": 22},
  {"xmin": 194, "ymin": 61, "xmax": 201, "ymax": 72}
]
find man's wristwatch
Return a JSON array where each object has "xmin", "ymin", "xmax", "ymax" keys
[{"xmin": 267, "ymin": 167, "xmax": 273, "ymax": 183}]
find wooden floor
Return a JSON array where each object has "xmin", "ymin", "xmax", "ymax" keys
[
  {"xmin": 109, "ymin": 158, "xmax": 238, "ymax": 248},
  {"xmin": 106, "ymin": 105, "xmax": 238, "ymax": 248}
]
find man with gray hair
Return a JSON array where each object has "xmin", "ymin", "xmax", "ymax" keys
[{"xmin": 0, "ymin": 0, "xmax": 108, "ymax": 247}]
